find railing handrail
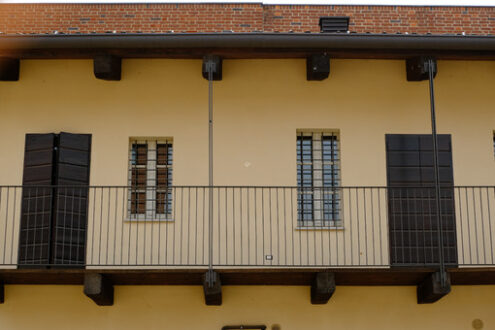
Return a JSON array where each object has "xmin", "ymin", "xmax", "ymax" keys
[{"xmin": 2, "ymin": 185, "xmax": 493, "ymax": 189}]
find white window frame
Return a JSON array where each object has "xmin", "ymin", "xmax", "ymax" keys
[
  {"xmin": 128, "ymin": 138, "xmax": 173, "ymax": 221},
  {"xmin": 297, "ymin": 130, "xmax": 342, "ymax": 228}
]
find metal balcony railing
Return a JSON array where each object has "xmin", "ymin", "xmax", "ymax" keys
[{"xmin": 0, "ymin": 185, "xmax": 493, "ymax": 269}]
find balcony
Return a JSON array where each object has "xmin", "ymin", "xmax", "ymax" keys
[{"xmin": 0, "ymin": 185, "xmax": 494, "ymax": 287}]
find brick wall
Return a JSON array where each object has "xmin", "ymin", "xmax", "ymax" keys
[{"xmin": 0, "ymin": 3, "xmax": 494, "ymax": 35}]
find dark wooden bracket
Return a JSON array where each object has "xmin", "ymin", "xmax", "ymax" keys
[
  {"xmin": 84, "ymin": 273, "xmax": 114, "ymax": 306},
  {"xmin": 93, "ymin": 55, "xmax": 121, "ymax": 81},
  {"xmin": 202, "ymin": 55, "xmax": 222, "ymax": 81},
  {"xmin": 0, "ymin": 281, "xmax": 4, "ymax": 304},
  {"xmin": 406, "ymin": 56, "xmax": 437, "ymax": 81},
  {"xmin": 417, "ymin": 271, "xmax": 451, "ymax": 304},
  {"xmin": 203, "ymin": 270, "xmax": 222, "ymax": 305},
  {"xmin": 306, "ymin": 53, "xmax": 330, "ymax": 81},
  {"xmin": 311, "ymin": 272, "xmax": 336, "ymax": 304},
  {"xmin": 0, "ymin": 58, "xmax": 20, "ymax": 81}
]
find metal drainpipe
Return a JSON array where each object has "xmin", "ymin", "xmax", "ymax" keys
[
  {"xmin": 207, "ymin": 58, "xmax": 215, "ymax": 287},
  {"xmin": 428, "ymin": 57, "xmax": 447, "ymax": 286}
]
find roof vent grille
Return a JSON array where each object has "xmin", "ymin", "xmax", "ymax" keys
[{"xmin": 319, "ymin": 17, "xmax": 350, "ymax": 33}]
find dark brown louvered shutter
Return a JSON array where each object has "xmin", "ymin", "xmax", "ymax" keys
[
  {"xmin": 386, "ymin": 134, "xmax": 457, "ymax": 267},
  {"xmin": 19, "ymin": 134, "xmax": 56, "ymax": 266},
  {"xmin": 52, "ymin": 132, "xmax": 91, "ymax": 266},
  {"xmin": 19, "ymin": 132, "xmax": 91, "ymax": 268}
]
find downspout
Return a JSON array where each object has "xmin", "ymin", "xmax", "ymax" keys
[
  {"xmin": 427, "ymin": 57, "xmax": 447, "ymax": 286},
  {"xmin": 206, "ymin": 57, "xmax": 215, "ymax": 287}
]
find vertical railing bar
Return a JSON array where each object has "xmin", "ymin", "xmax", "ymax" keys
[
  {"xmin": 105, "ymin": 188, "xmax": 111, "ymax": 265},
  {"xmin": 427, "ymin": 186, "xmax": 434, "ymax": 266},
  {"xmin": 241, "ymin": 187, "xmax": 244, "ymax": 265},
  {"xmin": 298, "ymin": 189, "xmax": 303, "ymax": 266},
  {"xmin": 363, "ymin": 187, "xmax": 368, "ymax": 266},
  {"xmin": 421, "ymin": 187, "xmax": 427, "ymax": 266},
  {"xmin": 405, "ymin": 187, "xmax": 412, "ymax": 266},
  {"xmin": 187, "ymin": 186, "xmax": 191, "ymax": 265},
  {"xmin": 283, "ymin": 187, "xmax": 287, "ymax": 266},
  {"xmin": 217, "ymin": 187, "xmax": 220, "ymax": 265},
  {"xmin": 3, "ymin": 187, "xmax": 10, "ymax": 264},
  {"xmin": 127, "ymin": 188, "xmax": 132, "ymax": 265},
  {"xmin": 0, "ymin": 187, "xmax": 6, "ymax": 265},
  {"xmin": 63, "ymin": 188, "xmax": 69, "ymax": 265},
  {"xmin": 276, "ymin": 187, "xmax": 280, "ymax": 266},
  {"xmin": 478, "ymin": 187, "xmax": 486, "ymax": 264},
  {"xmin": 248, "ymin": 187, "xmax": 251, "ymax": 266},
  {"xmin": 226, "ymin": 187, "xmax": 229, "ymax": 265},
  {"xmin": 415, "ymin": 187, "xmax": 420, "ymax": 266},
  {"xmin": 91, "ymin": 187, "xmax": 96, "ymax": 266},
  {"xmin": 0, "ymin": 187, "xmax": 4, "ymax": 264},
  {"xmin": 371, "ymin": 187, "xmax": 376, "ymax": 266},
  {"xmin": 98, "ymin": 187, "xmax": 104, "ymax": 265},
  {"xmin": 443, "ymin": 187, "xmax": 451, "ymax": 265},
  {"xmin": 457, "ymin": 188, "xmax": 465, "ymax": 265},
  {"xmin": 78, "ymin": 187, "xmax": 85, "ymax": 265},
  {"xmin": 486, "ymin": 187, "xmax": 494, "ymax": 264},
  {"xmin": 290, "ymin": 188, "xmax": 295, "ymax": 266},
  {"xmin": 472, "ymin": 187, "xmax": 480, "ymax": 264},
  {"xmin": 398, "ymin": 187, "xmax": 405, "ymax": 265},
  {"xmin": 172, "ymin": 187, "xmax": 177, "ymax": 265},
  {"xmin": 465, "ymin": 187, "xmax": 472, "ymax": 265},
  {"xmin": 348, "ymin": 187, "xmax": 352, "ymax": 266},
  {"xmin": 261, "ymin": 188, "xmax": 265, "ymax": 266},
  {"xmin": 378, "ymin": 187, "xmax": 384, "ymax": 266},
  {"xmin": 112, "ymin": 187, "xmax": 118, "ymax": 265},
  {"xmin": 179, "ymin": 187, "xmax": 184, "ymax": 265},
  {"xmin": 202, "ymin": 187, "xmax": 206, "ymax": 266},
  {"xmin": 232, "ymin": 188, "xmax": 236, "ymax": 265},
  {"xmin": 120, "ymin": 187, "xmax": 125, "ymax": 266},
  {"xmin": 157, "ymin": 186, "xmax": 162, "ymax": 265},
  {"xmin": 449, "ymin": 186, "xmax": 457, "ymax": 266},
  {"xmin": 269, "ymin": 187, "xmax": 273, "ymax": 266},
  {"xmin": 320, "ymin": 188, "xmax": 324, "ymax": 266},
  {"xmin": 334, "ymin": 187, "xmax": 339, "ymax": 266},
  {"xmin": 355, "ymin": 187, "xmax": 361, "ymax": 266},
  {"xmin": 255, "ymin": 187, "xmax": 258, "ymax": 265},
  {"xmin": 11, "ymin": 188, "xmax": 17, "ymax": 265},
  {"xmin": 194, "ymin": 187, "xmax": 198, "ymax": 265},
  {"xmin": 26, "ymin": 187, "xmax": 32, "ymax": 265}
]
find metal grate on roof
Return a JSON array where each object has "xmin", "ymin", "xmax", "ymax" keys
[{"xmin": 319, "ymin": 17, "xmax": 350, "ymax": 33}]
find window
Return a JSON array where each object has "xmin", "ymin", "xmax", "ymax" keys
[
  {"xmin": 297, "ymin": 131, "xmax": 341, "ymax": 227},
  {"xmin": 129, "ymin": 138, "xmax": 173, "ymax": 220}
]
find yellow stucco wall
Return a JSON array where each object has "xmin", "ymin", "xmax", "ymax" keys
[
  {"xmin": 0, "ymin": 59, "xmax": 494, "ymax": 267},
  {"xmin": 0, "ymin": 285, "xmax": 492, "ymax": 330},
  {"xmin": 1, "ymin": 59, "xmax": 494, "ymax": 186}
]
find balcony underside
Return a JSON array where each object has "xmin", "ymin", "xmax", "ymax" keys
[{"xmin": 0, "ymin": 267, "xmax": 494, "ymax": 286}]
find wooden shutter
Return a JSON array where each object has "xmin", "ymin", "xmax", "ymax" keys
[
  {"xmin": 386, "ymin": 134, "xmax": 457, "ymax": 266},
  {"xmin": 19, "ymin": 134, "xmax": 56, "ymax": 266},
  {"xmin": 19, "ymin": 132, "xmax": 91, "ymax": 267},
  {"xmin": 52, "ymin": 132, "xmax": 91, "ymax": 266}
]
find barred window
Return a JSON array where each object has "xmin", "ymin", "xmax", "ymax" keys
[
  {"xmin": 297, "ymin": 131, "xmax": 341, "ymax": 227},
  {"xmin": 129, "ymin": 138, "xmax": 173, "ymax": 220}
]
